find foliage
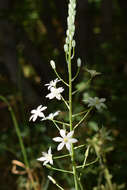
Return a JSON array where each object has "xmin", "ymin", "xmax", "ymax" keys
[{"xmin": 0, "ymin": 0, "xmax": 127, "ymax": 189}]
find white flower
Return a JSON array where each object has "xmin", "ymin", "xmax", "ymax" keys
[
  {"xmin": 46, "ymin": 87, "xmax": 64, "ymax": 100},
  {"xmin": 50, "ymin": 60, "xmax": 56, "ymax": 69},
  {"xmin": 29, "ymin": 105, "xmax": 47, "ymax": 122},
  {"xmin": 37, "ymin": 147, "xmax": 53, "ymax": 165},
  {"xmin": 84, "ymin": 97, "xmax": 106, "ymax": 111},
  {"xmin": 42, "ymin": 111, "xmax": 60, "ymax": 121},
  {"xmin": 53, "ymin": 129, "xmax": 78, "ymax": 151},
  {"xmin": 45, "ymin": 78, "xmax": 60, "ymax": 90}
]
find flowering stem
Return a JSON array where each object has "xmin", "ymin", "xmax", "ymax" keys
[
  {"xmin": 54, "ymin": 69, "xmax": 69, "ymax": 87},
  {"xmin": 74, "ymin": 107, "xmax": 93, "ymax": 130},
  {"xmin": 68, "ymin": 41, "xmax": 79, "ymax": 189}
]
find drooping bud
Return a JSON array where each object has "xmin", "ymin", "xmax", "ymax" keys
[
  {"xmin": 50, "ymin": 60, "xmax": 56, "ymax": 70},
  {"xmin": 48, "ymin": 175, "xmax": 56, "ymax": 184},
  {"xmin": 77, "ymin": 58, "xmax": 81, "ymax": 67},
  {"xmin": 64, "ymin": 44, "xmax": 68, "ymax": 52},
  {"xmin": 72, "ymin": 40, "xmax": 76, "ymax": 48}
]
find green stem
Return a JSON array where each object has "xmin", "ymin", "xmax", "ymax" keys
[
  {"xmin": 72, "ymin": 110, "xmax": 89, "ymax": 118},
  {"xmin": 46, "ymin": 164, "xmax": 73, "ymax": 174},
  {"xmin": 53, "ymin": 120, "xmax": 60, "ymax": 131},
  {"xmin": 54, "ymin": 154, "xmax": 70, "ymax": 159},
  {"xmin": 76, "ymin": 157, "xmax": 99, "ymax": 169},
  {"xmin": 52, "ymin": 120, "xmax": 70, "ymax": 127},
  {"xmin": 61, "ymin": 96, "xmax": 70, "ymax": 110},
  {"xmin": 74, "ymin": 144, "xmax": 86, "ymax": 150},
  {"xmin": 68, "ymin": 41, "xmax": 79, "ymax": 190},
  {"xmin": 54, "ymin": 69, "xmax": 69, "ymax": 87},
  {"xmin": 104, "ymin": 168, "xmax": 113, "ymax": 190},
  {"xmin": 72, "ymin": 67, "xmax": 80, "ymax": 82},
  {"xmin": 0, "ymin": 95, "xmax": 29, "ymax": 168},
  {"xmin": 74, "ymin": 107, "xmax": 92, "ymax": 130},
  {"xmin": 103, "ymin": 156, "xmax": 113, "ymax": 190},
  {"xmin": 78, "ymin": 179, "xmax": 84, "ymax": 190}
]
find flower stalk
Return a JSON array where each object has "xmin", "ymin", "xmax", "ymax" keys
[{"xmin": 68, "ymin": 40, "xmax": 79, "ymax": 190}]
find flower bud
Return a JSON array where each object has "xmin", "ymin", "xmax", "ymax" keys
[
  {"xmin": 48, "ymin": 175, "xmax": 56, "ymax": 184},
  {"xmin": 66, "ymin": 37, "xmax": 69, "ymax": 44},
  {"xmin": 64, "ymin": 44, "xmax": 68, "ymax": 52},
  {"xmin": 72, "ymin": 40, "xmax": 76, "ymax": 47},
  {"xmin": 50, "ymin": 60, "xmax": 56, "ymax": 69},
  {"xmin": 77, "ymin": 58, "xmax": 81, "ymax": 67}
]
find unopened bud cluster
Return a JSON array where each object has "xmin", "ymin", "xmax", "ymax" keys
[{"xmin": 64, "ymin": 0, "xmax": 76, "ymax": 52}]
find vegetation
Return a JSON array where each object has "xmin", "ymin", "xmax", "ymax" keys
[{"xmin": 0, "ymin": 0, "xmax": 127, "ymax": 189}]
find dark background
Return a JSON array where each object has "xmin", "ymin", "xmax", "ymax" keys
[{"xmin": 0, "ymin": 0, "xmax": 127, "ymax": 189}]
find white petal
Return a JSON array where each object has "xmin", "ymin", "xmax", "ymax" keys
[
  {"xmin": 43, "ymin": 160, "xmax": 49, "ymax": 165},
  {"xmin": 58, "ymin": 87, "xmax": 64, "ymax": 93},
  {"xmin": 50, "ymin": 87, "xmax": 56, "ymax": 92},
  {"xmin": 31, "ymin": 110, "xmax": 36, "ymax": 114},
  {"xmin": 42, "ymin": 152, "xmax": 47, "ymax": 157},
  {"xmin": 29, "ymin": 115, "xmax": 34, "ymax": 121},
  {"xmin": 46, "ymin": 93, "xmax": 54, "ymax": 99},
  {"xmin": 48, "ymin": 147, "xmax": 52, "ymax": 154},
  {"xmin": 56, "ymin": 94, "xmax": 61, "ymax": 100},
  {"xmin": 41, "ymin": 117, "xmax": 47, "ymax": 121},
  {"xmin": 57, "ymin": 142, "xmax": 65, "ymax": 151},
  {"xmin": 54, "ymin": 111, "xmax": 60, "ymax": 116},
  {"xmin": 100, "ymin": 98, "xmax": 106, "ymax": 103},
  {"xmin": 60, "ymin": 129, "xmax": 66, "ymax": 138},
  {"xmin": 67, "ymin": 131, "xmax": 74, "ymax": 138},
  {"xmin": 37, "ymin": 105, "xmax": 42, "ymax": 110},
  {"xmin": 53, "ymin": 137, "xmax": 63, "ymax": 142},
  {"xmin": 38, "ymin": 112, "xmax": 45, "ymax": 118},
  {"xmin": 50, "ymin": 159, "xmax": 53, "ymax": 165},
  {"xmin": 96, "ymin": 104, "xmax": 101, "ymax": 110},
  {"xmin": 41, "ymin": 106, "xmax": 47, "ymax": 111},
  {"xmin": 66, "ymin": 143, "xmax": 71, "ymax": 151},
  {"xmin": 37, "ymin": 157, "xmax": 46, "ymax": 161},
  {"xmin": 69, "ymin": 138, "xmax": 78, "ymax": 143},
  {"xmin": 30, "ymin": 115, "xmax": 37, "ymax": 122}
]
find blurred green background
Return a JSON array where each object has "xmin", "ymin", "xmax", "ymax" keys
[{"xmin": 0, "ymin": 0, "xmax": 127, "ymax": 189}]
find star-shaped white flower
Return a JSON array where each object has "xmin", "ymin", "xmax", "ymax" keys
[
  {"xmin": 84, "ymin": 97, "xmax": 106, "ymax": 111},
  {"xmin": 42, "ymin": 111, "xmax": 60, "ymax": 121},
  {"xmin": 46, "ymin": 87, "xmax": 64, "ymax": 100},
  {"xmin": 29, "ymin": 105, "xmax": 47, "ymax": 122},
  {"xmin": 45, "ymin": 78, "xmax": 60, "ymax": 90},
  {"xmin": 53, "ymin": 130, "xmax": 78, "ymax": 151},
  {"xmin": 37, "ymin": 147, "xmax": 53, "ymax": 165}
]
